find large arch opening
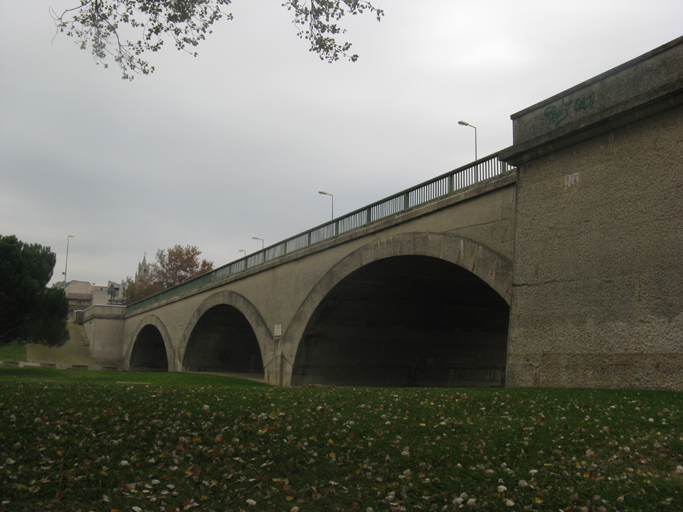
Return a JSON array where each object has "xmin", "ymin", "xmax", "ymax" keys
[
  {"xmin": 292, "ymin": 255, "xmax": 509, "ymax": 387},
  {"xmin": 129, "ymin": 324, "xmax": 169, "ymax": 372},
  {"xmin": 182, "ymin": 304, "xmax": 265, "ymax": 375}
]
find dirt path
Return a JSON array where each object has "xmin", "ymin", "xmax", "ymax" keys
[{"xmin": 26, "ymin": 323, "xmax": 97, "ymax": 366}]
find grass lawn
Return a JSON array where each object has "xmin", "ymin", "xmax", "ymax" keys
[
  {"xmin": 0, "ymin": 342, "xmax": 27, "ymax": 362},
  {"xmin": 0, "ymin": 323, "xmax": 92, "ymax": 366},
  {"xmin": 0, "ymin": 366, "xmax": 269, "ymax": 387},
  {"xmin": 0, "ymin": 368, "xmax": 681, "ymax": 512}
]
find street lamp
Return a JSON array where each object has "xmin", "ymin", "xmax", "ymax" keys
[
  {"xmin": 252, "ymin": 237, "xmax": 264, "ymax": 250},
  {"xmin": 458, "ymin": 120, "xmax": 478, "ymax": 161},
  {"xmin": 62, "ymin": 235, "xmax": 74, "ymax": 285},
  {"xmin": 318, "ymin": 190, "xmax": 334, "ymax": 220},
  {"xmin": 239, "ymin": 249, "xmax": 246, "ymax": 257}
]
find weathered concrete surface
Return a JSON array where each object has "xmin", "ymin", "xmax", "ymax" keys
[
  {"xmin": 500, "ymin": 37, "xmax": 683, "ymax": 391},
  {"xmin": 510, "ymin": 37, "xmax": 683, "ymax": 158},
  {"xmin": 82, "ymin": 305, "xmax": 126, "ymax": 365}
]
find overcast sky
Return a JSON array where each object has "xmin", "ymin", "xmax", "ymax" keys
[{"xmin": 1, "ymin": 0, "xmax": 682, "ymax": 287}]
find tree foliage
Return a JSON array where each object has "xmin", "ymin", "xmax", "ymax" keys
[
  {"xmin": 0, "ymin": 235, "xmax": 69, "ymax": 347},
  {"xmin": 51, "ymin": 0, "xmax": 384, "ymax": 80},
  {"xmin": 124, "ymin": 244, "xmax": 214, "ymax": 303},
  {"xmin": 153, "ymin": 244, "xmax": 214, "ymax": 288},
  {"xmin": 122, "ymin": 275, "xmax": 164, "ymax": 304}
]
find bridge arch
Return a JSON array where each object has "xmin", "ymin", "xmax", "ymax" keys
[
  {"xmin": 178, "ymin": 291, "xmax": 271, "ymax": 378},
  {"xmin": 126, "ymin": 315, "xmax": 173, "ymax": 372},
  {"xmin": 284, "ymin": 232, "xmax": 512, "ymax": 387}
]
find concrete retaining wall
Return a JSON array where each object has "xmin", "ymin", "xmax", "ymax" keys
[{"xmin": 82, "ymin": 305, "xmax": 126, "ymax": 365}]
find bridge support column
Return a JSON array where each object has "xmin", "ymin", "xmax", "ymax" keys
[
  {"xmin": 267, "ymin": 333, "xmax": 295, "ymax": 387},
  {"xmin": 265, "ymin": 335, "xmax": 284, "ymax": 386}
]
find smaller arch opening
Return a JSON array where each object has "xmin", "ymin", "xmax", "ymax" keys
[
  {"xmin": 182, "ymin": 305, "xmax": 264, "ymax": 376},
  {"xmin": 130, "ymin": 325, "xmax": 168, "ymax": 372}
]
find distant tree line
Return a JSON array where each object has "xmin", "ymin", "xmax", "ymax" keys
[
  {"xmin": 124, "ymin": 245, "xmax": 214, "ymax": 303},
  {"xmin": 0, "ymin": 235, "xmax": 69, "ymax": 347}
]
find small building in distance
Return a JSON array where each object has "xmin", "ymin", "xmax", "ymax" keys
[
  {"xmin": 54, "ymin": 280, "xmax": 125, "ymax": 317},
  {"xmin": 93, "ymin": 281, "xmax": 125, "ymax": 305},
  {"xmin": 62, "ymin": 280, "xmax": 93, "ymax": 312}
]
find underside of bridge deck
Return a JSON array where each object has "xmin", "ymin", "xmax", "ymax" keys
[
  {"xmin": 182, "ymin": 304, "xmax": 265, "ymax": 375},
  {"xmin": 130, "ymin": 324, "xmax": 169, "ymax": 372},
  {"xmin": 291, "ymin": 255, "xmax": 509, "ymax": 387}
]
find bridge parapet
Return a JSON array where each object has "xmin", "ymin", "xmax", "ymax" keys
[{"xmin": 502, "ymin": 36, "xmax": 683, "ymax": 165}]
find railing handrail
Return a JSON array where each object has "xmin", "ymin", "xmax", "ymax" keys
[{"xmin": 125, "ymin": 152, "xmax": 514, "ymax": 314}]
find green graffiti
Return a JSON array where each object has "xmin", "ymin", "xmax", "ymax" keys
[
  {"xmin": 543, "ymin": 98, "xmax": 573, "ymax": 128},
  {"xmin": 542, "ymin": 92, "xmax": 595, "ymax": 128},
  {"xmin": 575, "ymin": 93, "xmax": 595, "ymax": 111}
]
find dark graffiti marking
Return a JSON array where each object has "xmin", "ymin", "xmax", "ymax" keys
[
  {"xmin": 543, "ymin": 98, "xmax": 573, "ymax": 128},
  {"xmin": 574, "ymin": 93, "xmax": 595, "ymax": 111},
  {"xmin": 542, "ymin": 92, "xmax": 596, "ymax": 128}
]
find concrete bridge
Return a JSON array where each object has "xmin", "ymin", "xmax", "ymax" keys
[{"xmin": 82, "ymin": 36, "xmax": 683, "ymax": 390}]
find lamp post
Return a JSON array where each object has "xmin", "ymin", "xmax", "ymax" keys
[
  {"xmin": 318, "ymin": 190, "xmax": 334, "ymax": 220},
  {"xmin": 239, "ymin": 249, "xmax": 246, "ymax": 257},
  {"xmin": 458, "ymin": 120, "xmax": 478, "ymax": 161},
  {"xmin": 62, "ymin": 235, "xmax": 74, "ymax": 285},
  {"xmin": 252, "ymin": 237, "xmax": 264, "ymax": 250}
]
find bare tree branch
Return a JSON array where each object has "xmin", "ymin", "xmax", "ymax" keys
[{"xmin": 51, "ymin": 0, "xmax": 382, "ymax": 80}]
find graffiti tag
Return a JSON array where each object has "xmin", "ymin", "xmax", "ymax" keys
[
  {"xmin": 542, "ymin": 92, "xmax": 596, "ymax": 128},
  {"xmin": 574, "ymin": 93, "xmax": 595, "ymax": 111}
]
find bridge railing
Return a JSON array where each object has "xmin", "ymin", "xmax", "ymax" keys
[{"xmin": 126, "ymin": 153, "xmax": 514, "ymax": 314}]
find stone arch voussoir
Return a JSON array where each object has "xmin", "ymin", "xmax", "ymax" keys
[
  {"xmin": 125, "ymin": 315, "xmax": 174, "ymax": 370},
  {"xmin": 280, "ymin": 232, "xmax": 513, "ymax": 385},
  {"xmin": 177, "ymin": 291, "xmax": 272, "ymax": 375}
]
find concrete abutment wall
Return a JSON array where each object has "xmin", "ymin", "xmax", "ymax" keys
[
  {"xmin": 500, "ymin": 36, "xmax": 683, "ymax": 391},
  {"xmin": 81, "ymin": 305, "xmax": 126, "ymax": 366}
]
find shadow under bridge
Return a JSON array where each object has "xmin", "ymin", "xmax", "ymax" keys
[
  {"xmin": 182, "ymin": 304, "xmax": 265, "ymax": 375},
  {"xmin": 292, "ymin": 255, "xmax": 510, "ymax": 387},
  {"xmin": 129, "ymin": 324, "xmax": 169, "ymax": 372}
]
